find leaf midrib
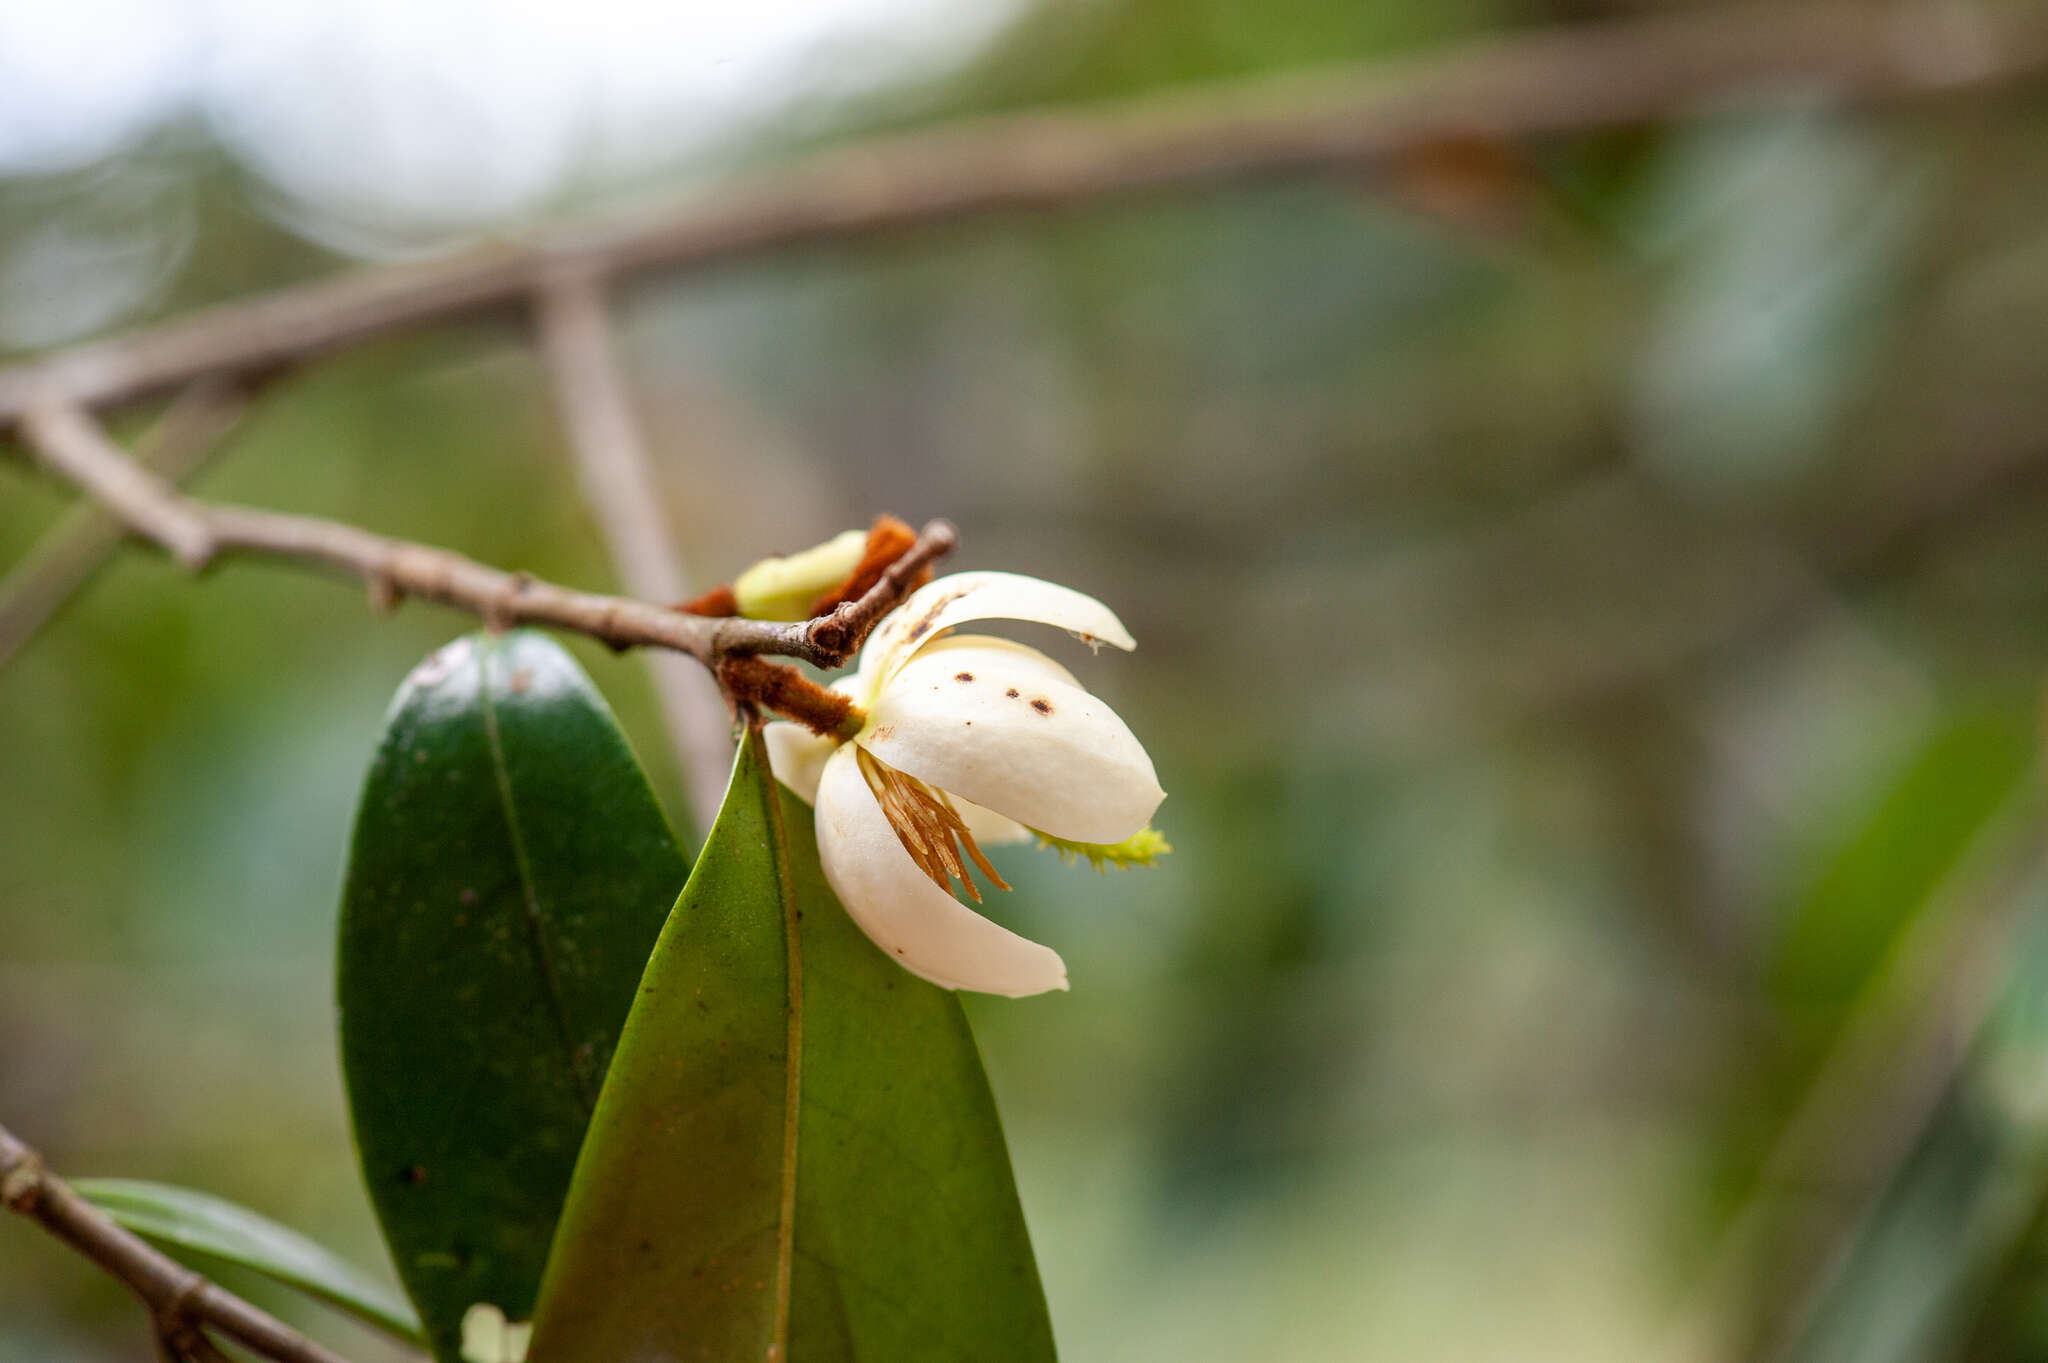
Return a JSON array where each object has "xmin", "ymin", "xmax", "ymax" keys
[
  {"xmin": 479, "ymin": 649, "xmax": 600, "ymax": 1113},
  {"xmin": 760, "ymin": 730, "xmax": 805, "ymax": 1363}
]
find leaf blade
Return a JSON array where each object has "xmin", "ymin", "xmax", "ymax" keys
[
  {"xmin": 527, "ymin": 728, "xmax": 1054, "ymax": 1363},
  {"xmin": 337, "ymin": 631, "xmax": 690, "ymax": 1363},
  {"xmin": 74, "ymin": 1178, "xmax": 423, "ymax": 1342}
]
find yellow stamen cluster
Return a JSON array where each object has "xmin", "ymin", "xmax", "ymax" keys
[{"xmin": 854, "ymin": 746, "xmax": 1011, "ymax": 902}]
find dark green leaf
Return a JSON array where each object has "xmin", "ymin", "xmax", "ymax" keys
[
  {"xmin": 527, "ymin": 728, "xmax": 1055, "ymax": 1363},
  {"xmin": 337, "ymin": 631, "xmax": 690, "ymax": 1363},
  {"xmin": 74, "ymin": 1178, "xmax": 422, "ymax": 1342}
]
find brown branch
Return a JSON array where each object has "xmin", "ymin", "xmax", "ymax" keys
[
  {"xmin": 18, "ymin": 404, "xmax": 217, "ymax": 569},
  {"xmin": 0, "ymin": 2, "xmax": 2038, "ymax": 424},
  {"xmin": 0, "ymin": 1121, "xmax": 359, "ymax": 1363},
  {"xmin": 0, "ymin": 380, "xmax": 246, "ymax": 667},
  {"xmin": 806, "ymin": 518, "xmax": 957, "ymax": 661},
  {"xmin": 10, "ymin": 399, "xmax": 951, "ymax": 671},
  {"xmin": 809, "ymin": 515, "xmax": 926, "ymax": 618},
  {"xmin": 535, "ymin": 269, "xmax": 737, "ymax": 828}
]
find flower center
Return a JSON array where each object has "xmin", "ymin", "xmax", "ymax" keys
[{"xmin": 854, "ymin": 746, "xmax": 1011, "ymax": 903}]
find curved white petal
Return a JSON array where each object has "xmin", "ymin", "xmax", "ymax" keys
[
  {"xmin": 860, "ymin": 571, "xmax": 1136, "ymax": 696},
  {"xmin": 952, "ymin": 795, "xmax": 1032, "ymax": 846},
  {"xmin": 862, "ymin": 638, "xmax": 1063, "ymax": 845},
  {"xmin": 764, "ymin": 721, "xmax": 838, "ymax": 806},
  {"xmin": 896, "ymin": 633, "xmax": 1081, "ymax": 689},
  {"xmin": 861, "ymin": 644, "xmax": 1164, "ymax": 843},
  {"xmin": 814, "ymin": 746, "xmax": 1068, "ymax": 997}
]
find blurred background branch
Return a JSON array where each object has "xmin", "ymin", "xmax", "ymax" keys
[
  {"xmin": 0, "ymin": 2, "xmax": 2038, "ymax": 425},
  {"xmin": 0, "ymin": 379, "xmax": 244, "ymax": 666},
  {"xmin": 535, "ymin": 272, "xmax": 733, "ymax": 830}
]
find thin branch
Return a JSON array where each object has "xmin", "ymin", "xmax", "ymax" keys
[
  {"xmin": 0, "ymin": 1122, "xmax": 359, "ymax": 1363},
  {"xmin": 0, "ymin": 2, "xmax": 2039, "ymax": 423},
  {"xmin": 18, "ymin": 404, "xmax": 217, "ymax": 569},
  {"xmin": 535, "ymin": 270, "xmax": 735, "ymax": 830},
  {"xmin": 535, "ymin": 274, "xmax": 688, "ymax": 606},
  {"xmin": 806, "ymin": 520, "xmax": 956, "ymax": 661},
  {"xmin": 0, "ymin": 380, "xmax": 246, "ymax": 667},
  {"xmin": 10, "ymin": 399, "xmax": 952, "ymax": 671}
]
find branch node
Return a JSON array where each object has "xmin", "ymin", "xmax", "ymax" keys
[
  {"xmin": 365, "ymin": 571, "xmax": 402, "ymax": 615},
  {"xmin": 157, "ymin": 1267, "xmax": 208, "ymax": 1339},
  {"xmin": 802, "ymin": 517, "xmax": 956, "ymax": 665},
  {"xmin": 484, "ymin": 572, "xmax": 535, "ymax": 633},
  {"xmin": 807, "ymin": 514, "xmax": 924, "ymax": 618},
  {"xmin": 1, "ymin": 1150, "xmax": 43, "ymax": 1212}
]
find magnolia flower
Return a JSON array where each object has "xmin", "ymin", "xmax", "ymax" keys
[{"xmin": 766, "ymin": 571, "xmax": 1165, "ymax": 997}]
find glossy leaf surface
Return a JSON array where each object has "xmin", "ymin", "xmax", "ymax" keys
[
  {"xmin": 338, "ymin": 632, "xmax": 689, "ymax": 1363},
  {"xmin": 527, "ymin": 728, "xmax": 1055, "ymax": 1363},
  {"xmin": 75, "ymin": 1178, "xmax": 423, "ymax": 1342}
]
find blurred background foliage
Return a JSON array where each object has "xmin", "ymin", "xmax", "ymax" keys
[{"xmin": 8, "ymin": 1, "xmax": 2048, "ymax": 1360}]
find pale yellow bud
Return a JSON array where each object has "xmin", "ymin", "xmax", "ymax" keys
[{"xmin": 732, "ymin": 529, "xmax": 869, "ymax": 621}]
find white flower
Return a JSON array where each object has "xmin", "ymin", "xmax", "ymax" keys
[{"xmin": 766, "ymin": 571, "xmax": 1165, "ymax": 997}]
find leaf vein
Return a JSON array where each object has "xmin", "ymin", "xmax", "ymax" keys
[
  {"xmin": 759, "ymin": 730, "xmax": 804, "ymax": 1362},
  {"xmin": 479, "ymin": 644, "xmax": 600, "ymax": 1113}
]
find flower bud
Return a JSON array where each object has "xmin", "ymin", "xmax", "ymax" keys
[{"xmin": 732, "ymin": 529, "xmax": 869, "ymax": 621}]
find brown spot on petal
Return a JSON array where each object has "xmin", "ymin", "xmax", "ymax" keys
[
  {"xmin": 954, "ymin": 671, "xmax": 975, "ymax": 683},
  {"xmin": 1031, "ymin": 698, "xmax": 1053, "ymax": 715},
  {"xmin": 1005, "ymin": 688, "xmax": 1020, "ymax": 699}
]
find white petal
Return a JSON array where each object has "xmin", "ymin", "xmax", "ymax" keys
[
  {"xmin": 861, "ymin": 644, "xmax": 1164, "ymax": 843},
  {"xmin": 814, "ymin": 746, "xmax": 1068, "ymax": 997},
  {"xmin": 952, "ymin": 795, "xmax": 1032, "ymax": 846},
  {"xmin": 764, "ymin": 721, "xmax": 837, "ymax": 806},
  {"xmin": 860, "ymin": 571, "xmax": 1136, "ymax": 696},
  {"xmin": 901, "ymin": 633, "xmax": 1081, "ymax": 689},
  {"xmin": 864, "ymin": 638, "xmax": 1063, "ymax": 846}
]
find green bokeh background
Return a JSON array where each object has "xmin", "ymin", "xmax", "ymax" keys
[{"xmin": 11, "ymin": 3, "xmax": 2048, "ymax": 1361}]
